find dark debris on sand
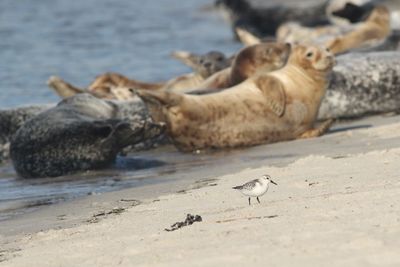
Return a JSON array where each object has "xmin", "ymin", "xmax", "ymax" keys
[{"xmin": 165, "ymin": 214, "xmax": 203, "ymax": 232}]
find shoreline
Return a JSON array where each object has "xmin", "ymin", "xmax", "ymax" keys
[{"xmin": 1, "ymin": 114, "xmax": 400, "ymax": 265}]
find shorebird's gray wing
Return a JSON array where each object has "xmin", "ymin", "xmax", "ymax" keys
[
  {"xmin": 232, "ymin": 179, "xmax": 260, "ymax": 190},
  {"xmin": 233, "ymin": 178, "xmax": 262, "ymax": 190},
  {"xmin": 242, "ymin": 179, "xmax": 260, "ymax": 190}
]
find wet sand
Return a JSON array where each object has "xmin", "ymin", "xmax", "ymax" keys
[{"xmin": 1, "ymin": 114, "xmax": 400, "ymax": 266}]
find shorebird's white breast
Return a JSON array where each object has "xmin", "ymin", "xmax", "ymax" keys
[{"xmin": 242, "ymin": 182, "xmax": 268, "ymax": 197}]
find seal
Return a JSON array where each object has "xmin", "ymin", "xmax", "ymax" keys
[
  {"xmin": 190, "ymin": 42, "xmax": 291, "ymax": 92},
  {"xmin": 326, "ymin": 5, "xmax": 391, "ymax": 54},
  {"xmin": 170, "ymin": 50, "xmax": 232, "ymax": 78},
  {"xmin": 215, "ymin": 0, "xmax": 330, "ymax": 38},
  {"xmin": 275, "ymin": 5, "xmax": 391, "ymax": 55},
  {"xmin": 10, "ymin": 94, "xmax": 165, "ymax": 178},
  {"xmin": 327, "ymin": 0, "xmax": 375, "ymax": 25},
  {"xmin": 0, "ymin": 105, "xmax": 51, "ymax": 163},
  {"xmin": 48, "ymin": 72, "xmax": 201, "ymax": 101},
  {"xmin": 48, "ymin": 51, "xmax": 231, "ymax": 100},
  {"xmin": 136, "ymin": 44, "xmax": 335, "ymax": 151},
  {"xmin": 234, "ymin": 27, "xmax": 261, "ymax": 46},
  {"xmin": 319, "ymin": 51, "xmax": 400, "ymax": 119}
]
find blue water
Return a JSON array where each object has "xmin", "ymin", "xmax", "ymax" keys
[
  {"xmin": 0, "ymin": 0, "xmax": 240, "ymax": 108},
  {"xmin": 0, "ymin": 0, "xmax": 242, "ymax": 221}
]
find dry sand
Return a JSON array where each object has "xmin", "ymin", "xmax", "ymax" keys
[{"xmin": 1, "ymin": 117, "xmax": 400, "ymax": 267}]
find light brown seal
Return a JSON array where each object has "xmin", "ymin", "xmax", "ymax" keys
[
  {"xmin": 48, "ymin": 51, "xmax": 231, "ymax": 100},
  {"xmin": 191, "ymin": 42, "xmax": 291, "ymax": 92},
  {"xmin": 276, "ymin": 5, "xmax": 391, "ymax": 55},
  {"xmin": 48, "ymin": 72, "xmax": 204, "ymax": 100},
  {"xmin": 170, "ymin": 50, "xmax": 232, "ymax": 78},
  {"xmin": 326, "ymin": 5, "xmax": 391, "ymax": 54},
  {"xmin": 136, "ymin": 44, "xmax": 335, "ymax": 151}
]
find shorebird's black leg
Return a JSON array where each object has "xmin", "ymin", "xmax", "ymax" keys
[
  {"xmin": 257, "ymin": 197, "xmax": 260, "ymax": 204},
  {"xmin": 248, "ymin": 197, "xmax": 251, "ymax": 206}
]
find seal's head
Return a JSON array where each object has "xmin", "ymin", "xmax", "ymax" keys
[
  {"xmin": 230, "ymin": 42, "xmax": 291, "ymax": 84},
  {"xmin": 289, "ymin": 44, "xmax": 335, "ymax": 73},
  {"xmin": 196, "ymin": 51, "xmax": 231, "ymax": 78}
]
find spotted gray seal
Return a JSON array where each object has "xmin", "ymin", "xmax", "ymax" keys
[
  {"xmin": 10, "ymin": 94, "xmax": 164, "ymax": 178},
  {"xmin": 319, "ymin": 51, "xmax": 400, "ymax": 119},
  {"xmin": 0, "ymin": 105, "xmax": 51, "ymax": 163}
]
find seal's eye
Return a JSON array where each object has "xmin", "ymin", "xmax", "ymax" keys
[{"xmin": 306, "ymin": 51, "xmax": 314, "ymax": 58}]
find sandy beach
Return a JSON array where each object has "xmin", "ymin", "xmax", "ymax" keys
[{"xmin": 1, "ymin": 114, "xmax": 400, "ymax": 266}]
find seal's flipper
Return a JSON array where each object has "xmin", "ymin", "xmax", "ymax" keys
[
  {"xmin": 235, "ymin": 27, "xmax": 261, "ymax": 46},
  {"xmin": 47, "ymin": 76, "xmax": 86, "ymax": 98},
  {"xmin": 299, "ymin": 119, "xmax": 334, "ymax": 139},
  {"xmin": 255, "ymin": 76, "xmax": 286, "ymax": 117},
  {"xmin": 170, "ymin": 50, "xmax": 200, "ymax": 70},
  {"xmin": 92, "ymin": 119, "xmax": 144, "ymax": 148},
  {"xmin": 171, "ymin": 50, "xmax": 230, "ymax": 78},
  {"xmin": 135, "ymin": 90, "xmax": 183, "ymax": 107}
]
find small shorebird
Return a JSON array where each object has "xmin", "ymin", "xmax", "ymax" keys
[{"xmin": 233, "ymin": 174, "xmax": 277, "ymax": 205}]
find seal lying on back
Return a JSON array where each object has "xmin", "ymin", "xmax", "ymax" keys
[
  {"xmin": 327, "ymin": 5, "xmax": 391, "ymax": 54},
  {"xmin": 136, "ymin": 44, "xmax": 335, "ymax": 151},
  {"xmin": 277, "ymin": 5, "xmax": 391, "ymax": 55},
  {"xmin": 48, "ymin": 51, "xmax": 231, "ymax": 100},
  {"xmin": 48, "ymin": 43, "xmax": 291, "ymax": 99},
  {"xmin": 190, "ymin": 42, "xmax": 291, "ymax": 92},
  {"xmin": 10, "ymin": 94, "xmax": 164, "ymax": 178}
]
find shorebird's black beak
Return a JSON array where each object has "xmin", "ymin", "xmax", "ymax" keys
[{"xmin": 271, "ymin": 180, "xmax": 277, "ymax": 185}]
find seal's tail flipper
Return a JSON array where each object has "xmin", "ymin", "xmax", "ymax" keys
[
  {"xmin": 92, "ymin": 119, "xmax": 143, "ymax": 148},
  {"xmin": 95, "ymin": 119, "xmax": 165, "ymax": 148},
  {"xmin": 170, "ymin": 50, "xmax": 200, "ymax": 70},
  {"xmin": 299, "ymin": 119, "xmax": 334, "ymax": 139},
  {"xmin": 47, "ymin": 76, "xmax": 86, "ymax": 99},
  {"xmin": 235, "ymin": 27, "xmax": 261, "ymax": 46},
  {"xmin": 134, "ymin": 89, "xmax": 183, "ymax": 107}
]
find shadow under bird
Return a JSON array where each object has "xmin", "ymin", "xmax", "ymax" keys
[{"xmin": 233, "ymin": 174, "xmax": 277, "ymax": 205}]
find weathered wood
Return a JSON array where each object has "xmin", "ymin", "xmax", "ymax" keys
[{"xmin": 319, "ymin": 51, "xmax": 400, "ymax": 119}]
